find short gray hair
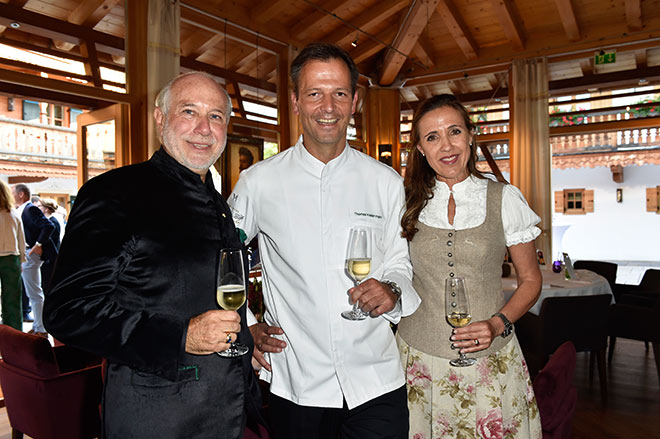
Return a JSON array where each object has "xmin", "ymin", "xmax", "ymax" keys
[{"xmin": 155, "ymin": 71, "xmax": 232, "ymax": 124}]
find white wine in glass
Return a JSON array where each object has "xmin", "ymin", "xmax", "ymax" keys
[
  {"xmin": 216, "ymin": 248, "xmax": 249, "ymax": 358},
  {"xmin": 341, "ymin": 228, "xmax": 372, "ymax": 321},
  {"xmin": 445, "ymin": 277, "xmax": 476, "ymax": 367}
]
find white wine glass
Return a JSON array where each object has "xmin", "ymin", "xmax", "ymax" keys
[
  {"xmin": 341, "ymin": 228, "xmax": 372, "ymax": 321},
  {"xmin": 445, "ymin": 277, "xmax": 476, "ymax": 367},
  {"xmin": 216, "ymin": 248, "xmax": 249, "ymax": 357}
]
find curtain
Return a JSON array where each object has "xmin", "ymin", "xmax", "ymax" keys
[
  {"xmin": 147, "ymin": 0, "xmax": 180, "ymax": 157},
  {"xmin": 510, "ymin": 58, "xmax": 552, "ymax": 260}
]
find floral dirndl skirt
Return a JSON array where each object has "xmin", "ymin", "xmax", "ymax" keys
[{"xmin": 397, "ymin": 334, "xmax": 541, "ymax": 439}]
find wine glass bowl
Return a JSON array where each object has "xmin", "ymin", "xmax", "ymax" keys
[
  {"xmin": 341, "ymin": 228, "xmax": 372, "ymax": 321},
  {"xmin": 445, "ymin": 277, "xmax": 477, "ymax": 367},
  {"xmin": 216, "ymin": 248, "xmax": 249, "ymax": 358}
]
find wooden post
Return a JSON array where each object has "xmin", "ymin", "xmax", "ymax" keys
[
  {"xmin": 277, "ymin": 48, "xmax": 292, "ymax": 151},
  {"xmin": 365, "ymin": 87, "xmax": 400, "ymax": 171},
  {"xmin": 124, "ymin": 0, "xmax": 149, "ymax": 165}
]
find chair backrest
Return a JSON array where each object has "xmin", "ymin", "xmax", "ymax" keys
[
  {"xmin": 533, "ymin": 341, "xmax": 577, "ymax": 439},
  {"xmin": 538, "ymin": 294, "xmax": 612, "ymax": 355},
  {"xmin": 639, "ymin": 269, "xmax": 660, "ymax": 292},
  {"xmin": 0, "ymin": 324, "xmax": 60, "ymax": 378},
  {"xmin": 574, "ymin": 260, "xmax": 618, "ymax": 290}
]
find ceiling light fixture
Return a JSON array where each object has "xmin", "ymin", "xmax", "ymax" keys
[
  {"xmin": 10, "ymin": 22, "xmax": 20, "ymax": 29},
  {"xmin": 351, "ymin": 32, "xmax": 358, "ymax": 48}
]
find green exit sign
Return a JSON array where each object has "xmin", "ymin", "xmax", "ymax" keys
[{"xmin": 595, "ymin": 51, "xmax": 616, "ymax": 65}]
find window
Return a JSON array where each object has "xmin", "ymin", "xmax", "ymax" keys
[
  {"xmin": 554, "ymin": 189, "xmax": 594, "ymax": 214},
  {"xmin": 22, "ymin": 100, "xmax": 40, "ymax": 123}
]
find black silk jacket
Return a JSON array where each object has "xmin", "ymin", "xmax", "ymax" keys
[{"xmin": 44, "ymin": 148, "xmax": 261, "ymax": 439}]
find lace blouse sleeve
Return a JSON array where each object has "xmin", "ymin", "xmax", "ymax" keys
[{"xmin": 501, "ymin": 184, "xmax": 541, "ymax": 247}]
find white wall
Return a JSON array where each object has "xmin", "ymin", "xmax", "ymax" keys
[{"xmin": 551, "ymin": 164, "xmax": 660, "ymax": 263}]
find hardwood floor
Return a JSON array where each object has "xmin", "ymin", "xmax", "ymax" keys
[{"xmin": 0, "ymin": 338, "xmax": 657, "ymax": 438}]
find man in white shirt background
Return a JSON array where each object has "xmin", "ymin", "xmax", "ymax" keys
[{"xmin": 228, "ymin": 43, "xmax": 420, "ymax": 439}]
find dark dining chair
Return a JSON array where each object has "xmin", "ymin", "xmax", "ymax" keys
[
  {"xmin": 533, "ymin": 341, "xmax": 577, "ymax": 439},
  {"xmin": 0, "ymin": 324, "xmax": 103, "ymax": 439},
  {"xmin": 574, "ymin": 260, "xmax": 618, "ymax": 296},
  {"xmin": 516, "ymin": 294, "xmax": 611, "ymax": 399},
  {"xmin": 608, "ymin": 277, "xmax": 660, "ymax": 385},
  {"xmin": 614, "ymin": 268, "xmax": 660, "ymax": 307}
]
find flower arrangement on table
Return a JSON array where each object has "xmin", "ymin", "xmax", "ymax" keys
[{"xmin": 247, "ymin": 277, "xmax": 264, "ymax": 323}]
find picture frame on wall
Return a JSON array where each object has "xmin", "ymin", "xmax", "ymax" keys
[{"xmin": 219, "ymin": 134, "xmax": 264, "ymax": 195}]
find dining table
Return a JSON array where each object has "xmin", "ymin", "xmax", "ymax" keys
[{"xmin": 501, "ymin": 264, "xmax": 614, "ymax": 315}]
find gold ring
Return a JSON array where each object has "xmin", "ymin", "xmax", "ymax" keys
[
  {"xmin": 258, "ymin": 343, "xmax": 263, "ymax": 350},
  {"xmin": 474, "ymin": 339, "xmax": 480, "ymax": 346},
  {"xmin": 226, "ymin": 333, "xmax": 232, "ymax": 344}
]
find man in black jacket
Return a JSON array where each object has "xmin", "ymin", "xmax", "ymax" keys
[{"xmin": 44, "ymin": 72, "xmax": 261, "ymax": 439}]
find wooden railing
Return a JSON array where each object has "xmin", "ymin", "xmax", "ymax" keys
[{"xmin": 0, "ymin": 118, "xmax": 76, "ymax": 165}]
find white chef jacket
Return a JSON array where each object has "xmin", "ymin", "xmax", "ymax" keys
[{"xmin": 228, "ymin": 136, "xmax": 420, "ymax": 409}]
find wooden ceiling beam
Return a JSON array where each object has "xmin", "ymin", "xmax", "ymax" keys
[
  {"xmin": 553, "ymin": 0, "xmax": 580, "ymax": 41},
  {"xmin": 0, "ymin": 81, "xmax": 111, "ymax": 109},
  {"xmin": 291, "ymin": 0, "xmax": 349, "ymax": 41},
  {"xmin": 380, "ymin": 0, "xmax": 440, "ymax": 85},
  {"xmin": 625, "ymin": 0, "xmax": 643, "ymax": 31},
  {"xmin": 180, "ymin": 6, "xmax": 284, "ymax": 56},
  {"xmin": 181, "ymin": 0, "xmax": 291, "ymax": 51},
  {"xmin": 180, "ymin": 55, "xmax": 277, "ymax": 93},
  {"xmin": 350, "ymin": 27, "xmax": 397, "ymax": 64},
  {"xmin": 0, "ymin": 67, "xmax": 132, "ymax": 103},
  {"xmin": 80, "ymin": 41, "xmax": 104, "ymax": 87},
  {"xmin": 322, "ymin": 0, "xmax": 408, "ymax": 47},
  {"xmin": 413, "ymin": 32, "xmax": 435, "ymax": 68},
  {"xmin": 488, "ymin": 0, "xmax": 525, "ymax": 51},
  {"xmin": 193, "ymin": 34, "xmax": 224, "ymax": 58},
  {"xmin": 635, "ymin": 49, "xmax": 648, "ymax": 69},
  {"xmin": 436, "ymin": 0, "xmax": 478, "ymax": 61},
  {"xmin": 181, "ymin": 30, "xmax": 214, "ymax": 57},
  {"xmin": 70, "ymin": 0, "xmax": 121, "ymax": 28},
  {"xmin": 548, "ymin": 65, "xmax": 660, "ymax": 95},
  {"xmin": 579, "ymin": 58, "xmax": 593, "ymax": 76},
  {"xmin": 0, "ymin": 3, "xmax": 124, "ymax": 53}
]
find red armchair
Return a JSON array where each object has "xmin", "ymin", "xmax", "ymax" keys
[
  {"xmin": 0, "ymin": 324, "xmax": 103, "ymax": 439},
  {"xmin": 533, "ymin": 341, "xmax": 578, "ymax": 439}
]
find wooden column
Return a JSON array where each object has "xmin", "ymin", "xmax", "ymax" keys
[
  {"xmin": 125, "ymin": 0, "xmax": 149, "ymax": 165},
  {"xmin": 365, "ymin": 87, "xmax": 400, "ymax": 171}
]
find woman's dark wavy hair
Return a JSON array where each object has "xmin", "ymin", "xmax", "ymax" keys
[{"xmin": 401, "ymin": 94, "xmax": 487, "ymax": 241}]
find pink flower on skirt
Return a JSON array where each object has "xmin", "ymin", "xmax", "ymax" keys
[
  {"xmin": 434, "ymin": 415, "xmax": 451, "ymax": 436},
  {"xmin": 448, "ymin": 370, "xmax": 462, "ymax": 383},
  {"xmin": 407, "ymin": 360, "xmax": 432, "ymax": 388},
  {"xmin": 477, "ymin": 409, "xmax": 504, "ymax": 439},
  {"xmin": 412, "ymin": 434, "xmax": 426, "ymax": 439}
]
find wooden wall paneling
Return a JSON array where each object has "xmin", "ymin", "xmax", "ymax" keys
[{"xmin": 365, "ymin": 88, "xmax": 400, "ymax": 168}]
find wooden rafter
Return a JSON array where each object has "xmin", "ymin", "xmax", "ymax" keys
[
  {"xmin": 552, "ymin": 0, "xmax": 580, "ymax": 41},
  {"xmin": 180, "ymin": 5, "xmax": 285, "ymax": 56},
  {"xmin": 579, "ymin": 58, "xmax": 593, "ymax": 76},
  {"xmin": 625, "ymin": 0, "xmax": 643, "ymax": 31},
  {"xmin": 180, "ymin": 56, "xmax": 277, "ymax": 93},
  {"xmin": 80, "ymin": 41, "xmax": 103, "ymax": 87},
  {"xmin": 181, "ymin": 30, "xmax": 214, "ymax": 57},
  {"xmin": 291, "ymin": 0, "xmax": 349, "ymax": 41},
  {"xmin": 413, "ymin": 32, "xmax": 435, "ymax": 68},
  {"xmin": 71, "ymin": 0, "xmax": 122, "ymax": 28},
  {"xmin": 322, "ymin": 0, "xmax": 408, "ymax": 47},
  {"xmin": 0, "ymin": 3, "xmax": 124, "ymax": 54},
  {"xmin": 379, "ymin": 0, "xmax": 440, "ymax": 86},
  {"xmin": 225, "ymin": 82, "xmax": 246, "ymax": 118},
  {"xmin": 436, "ymin": 0, "xmax": 478, "ymax": 60},
  {"xmin": 350, "ymin": 27, "xmax": 397, "ymax": 64},
  {"xmin": 635, "ymin": 49, "xmax": 648, "ymax": 69},
  {"xmin": 488, "ymin": 0, "xmax": 525, "ymax": 51}
]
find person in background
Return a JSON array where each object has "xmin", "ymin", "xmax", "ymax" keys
[
  {"xmin": 43, "ymin": 71, "xmax": 261, "ymax": 439},
  {"xmin": 0, "ymin": 179, "xmax": 26, "ymax": 331},
  {"xmin": 229, "ymin": 43, "xmax": 420, "ymax": 439},
  {"xmin": 35, "ymin": 197, "xmax": 61, "ymax": 294},
  {"xmin": 396, "ymin": 94, "xmax": 542, "ymax": 438},
  {"xmin": 12, "ymin": 183, "xmax": 54, "ymax": 337}
]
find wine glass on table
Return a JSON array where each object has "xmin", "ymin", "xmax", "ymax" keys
[
  {"xmin": 216, "ymin": 248, "xmax": 249, "ymax": 357},
  {"xmin": 445, "ymin": 277, "xmax": 476, "ymax": 367},
  {"xmin": 341, "ymin": 228, "xmax": 372, "ymax": 321}
]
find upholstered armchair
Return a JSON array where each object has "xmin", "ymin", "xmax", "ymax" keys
[
  {"xmin": 533, "ymin": 341, "xmax": 578, "ymax": 439},
  {"xmin": 0, "ymin": 325, "xmax": 103, "ymax": 439}
]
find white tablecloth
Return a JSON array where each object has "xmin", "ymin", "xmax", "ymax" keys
[{"xmin": 502, "ymin": 266, "xmax": 613, "ymax": 315}]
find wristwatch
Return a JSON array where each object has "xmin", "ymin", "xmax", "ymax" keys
[
  {"xmin": 492, "ymin": 312, "xmax": 513, "ymax": 338},
  {"xmin": 382, "ymin": 280, "xmax": 402, "ymax": 301}
]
